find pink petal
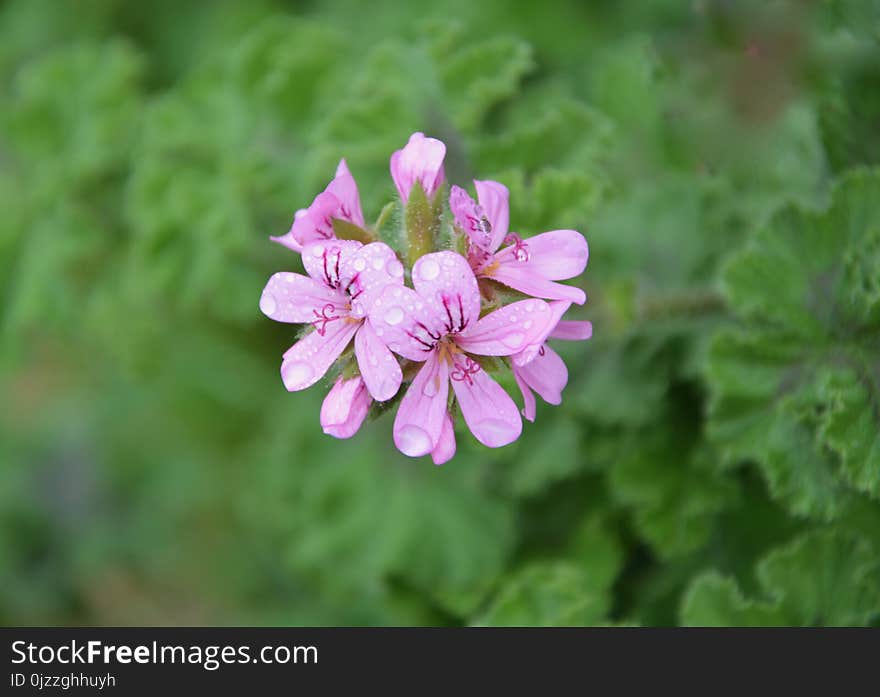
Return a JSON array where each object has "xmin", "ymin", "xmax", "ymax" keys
[
  {"xmin": 259, "ymin": 272, "xmax": 342, "ymax": 323},
  {"xmin": 489, "ymin": 261, "xmax": 587, "ymax": 305},
  {"xmin": 320, "ymin": 376, "xmax": 371, "ymax": 439},
  {"xmin": 495, "ymin": 229, "xmax": 588, "ymax": 280},
  {"xmin": 326, "ymin": 158, "xmax": 365, "ymax": 227},
  {"xmin": 474, "ymin": 180, "xmax": 510, "ymax": 252},
  {"xmin": 369, "ymin": 284, "xmax": 436, "ymax": 361},
  {"xmin": 513, "ymin": 369, "xmax": 537, "ymax": 422},
  {"xmin": 450, "ymin": 184, "xmax": 494, "ymax": 252},
  {"xmin": 340, "ymin": 242, "xmax": 406, "ymax": 315},
  {"xmin": 270, "ymin": 209, "xmax": 307, "ymax": 252},
  {"xmin": 456, "ymin": 298, "xmax": 554, "ymax": 357},
  {"xmin": 390, "ymin": 132, "xmax": 447, "ymax": 203},
  {"xmin": 551, "ymin": 320, "xmax": 593, "ymax": 341},
  {"xmin": 393, "ymin": 351, "xmax": 449, "ymax": 457},
  {"xmin": 430, "ymin": 411, "xmax": 457, "ymax": 465},
  {"xmin": 280, "ymin": 319, "xmax": 359, "ymax": 391},
  {"xmin": 451, "ymin": 363, "xmax": 522, "ymax": 448},
  {"xmin": 289, "ymin": 191, "xmax": 340, "ymax": 248},
  {"xmin": 411, "ymin": 252, "xmax": 481, "ymax": 332},
  {"xmin": 511, "ymin": 300, "xmax": 571, "ymax": 367},
  {"xmin": 354, "ymin": 319, "xmax": 402, "ymax": 401},
  {"xmin": 516, "ymin": 345, "xmax": 568, "ymax": 406},
  {"xmin": 301, "ymin": 240, "xmax": 363, "ymax": 289}
]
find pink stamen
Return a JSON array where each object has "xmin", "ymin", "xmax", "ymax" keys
[
  {"xmin": 504, "ymin": 233, "xmax": 530, "ymax": 262},
  {"xmin": 450, "ymin": 356, "xmax": 481, "ymax": 385},
  {"xmin": 311, "ymin": 304, "xmax": 340, "ymax": 336}
]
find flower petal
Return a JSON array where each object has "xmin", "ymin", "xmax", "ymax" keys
[
  {"xmin": 320, "ymin": 376, "xmax": 371, "ymax": 439},
  {"xmin": 411, "ymin": 251, "xmax": 481, "ymax": 332},
  {"xmin": 551, "ymin": 320, "xmax": 593, "ymax": 341},
  {"xmin": 513, "ymin": 369, "xmax": 537, "ymax": 422},
  {"xmin": 456, "ymin": 298, "xmax": 554, "ymax": 357},
  {"xmin": 290, "ymin": 190, "xmax": 340, "ymax": 248},
  {"xmin": 390, "ymin": 132, "xmax": 446, "ymax": 203},
  {"xmin": 259, "ymin": 272, "xmax": 342, "ymax": 323},
  {"xmin": 474, "ymin": 180, "xmax": 510, "ymax": 252},
  {"xmin": 517, "ymin": 345, "xmax": 568, "ymax": 406},
  {"xmin": 270, "ymin": 209, "xmax": 307, "ymax": 252},
  {"xmin": 451, "ymin": 363, "xmax": 522, "ymax": 448},
  {"xmin": 430, "ymin": 411, "xmax": 457, "ymax": 465},
  {"xmin": 450, "ymin": 184, "xmax": 493, "ymax": 252},
  {"xmin": 393, "ymin": 351, "xmax": 449, "ymax": 457},
  {"xmin": 512, "ymin": 300, "xmax": 571, "ymax": 367},
  {"xmin": 495, "ymin": 229, "xmax": 588, "ymax": 280},
  {"xmin": 354, "ymin": 319, "xmax": 402, "ymax": 401},
  {"xmin": 341, "ymin": 242, "xmax": 406, "ymax": 316},
  {"xmin": 301, "ymin": 239, "xmax": 363, "ymax": 289},
  {"xmin": 280, "ymin": 319, "xmax": 359, "ymax": 391},
  {"xmin": 489, "ymin": 260, "xmax": 587, "ymax": 304},
  {"xmin": 370, "ymin": 284, "xmax": 437, "ymax": 361},
  {"xmin": 326, "ymin": 158, "xmax": 365, "ymax": 227}
]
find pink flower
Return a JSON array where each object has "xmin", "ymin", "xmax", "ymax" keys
[
  {"xmin": 370, "ymin": 251, "xmax": 556, "ymax": 457},
  {"xmin": 431, "ymin": 411, "xmax": 457, "ymax": 465},
  {"xmin": 320, "ymin": 376, "xmax": 371, "ymax": 439},
  {"xmin": 450, "ymin": 180, "xmax": 589, "ymax": 304},
  {"xmin": 271, "ymin": 159, "xmax": 365, "ymax": 253},
  {"xmin": 260, "ymin": 240, "xmax": 404, "ymax": 400},
  {"xmin": 390, "ymin": 132, "xmax": 446, "ymax": 203},
  {"xmin": 511, "ymin": 301, "xmax": 593, "ymax": 422}
]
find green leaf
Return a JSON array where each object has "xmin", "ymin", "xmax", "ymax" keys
[
  {"xmin": 682, "ymin": 528, "xmax": 880, "ymax": 626},
  {"xmin": 681, "ymin": 572, "xmax": 786, "ymax": 626},
  {"xmin": 609, "ymin": 421, "xmax": 737, "ymax": 559},
  {"xmin": 474, "ymin": 562, "xmax": 610, "ymax": 627},
  {"xmin": 707, "ymin": 170, "xmax": 880, "ymax": 519}
]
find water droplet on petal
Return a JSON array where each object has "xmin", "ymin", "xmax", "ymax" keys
[
  {"xmin": 259, "ymin": 292, "xmax": 277, "ymax": 316},
  {"xmin": 422, "ymin": 376, "xmax": 439, "ymax": 397},
  {"xmin": 396, "ymin": 424, "xmax": 433, "ymax": 457},
  {"xmin": 353, "ymin": 258, "xmax": 367, "ymax": 271},
  {"xmin": 311, "ymin": 245, "xmax": 324, "ymax": 257},
  {"xmin": 418, "ymin": 258, "xmax": 440, "ymax": 281},
  {"xmin": 282, "ymin": 362, "xmax": 314, "ymax": 389},
  {"xmin": 384, "ymin": 307, "xmax": 405, "ymax": 325},
  {"xmin": 387, "ymin": 260, "xmax": 404, "ymax": 278},
  {"xmin": 474, "ymin": 419, "xmax": 516, "ymax": 447},
  {"xmin": 372, "ymin": 256, "xmax": 384, "ymax": 270},
  {"xmin": 502, "ymin": 332, "xmax": 525, "ymax": 349}
]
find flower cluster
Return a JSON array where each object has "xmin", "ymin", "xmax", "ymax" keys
[{"xmin": 260, "ymin": 133, "xmax": 591, "ymax": 463}]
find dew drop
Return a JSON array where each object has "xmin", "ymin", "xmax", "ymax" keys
[
  {"xmin": 387, "ymin": 260, "xmax": 404, "ymax": 278},
  {"xmin": 396, "ymin": 425, "xmax": 433, "ymax": 457},
  {"xmin": 502, "ymin": 332, "xmax": 525, "ymax": 349},
  {"xmin": 353, "ymin": 258, "xmax": 367, "ymax": 272},
  {"xmin": 474, "ymin": 419, "xmax": 516, "ymax": 447},
  {"xmin": 259, "ymin": 292, "xmax": 277, "ymax": 316},
  {"xmin": 311, "ymin": 245, "xmax": 324, "ymax": 257},
  {"xmin": 384, "ymin": 307, "xmax": 405, "ymax": 325},
  {"xmin": 372, "ymin": 256, "xmax": 384, "ymax": 270},
  {"xmin": 282, "ymin": 362, "xmax": 314, "ymax": 389},
  {"xmin": 422, "ymin": 376, "xmax": 439, "ymax": 397},
  {"xmin": 418, "ymin": 258, "xmax": 440, "ymax": 281}
]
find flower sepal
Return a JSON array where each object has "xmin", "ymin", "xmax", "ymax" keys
[
  {"xmin": 331, "ymin": 217, "xmax": 375, "ymax": 244},
  {"xmin": 403, "ymin": 180, "xmax": 443, "ymax": 267}
]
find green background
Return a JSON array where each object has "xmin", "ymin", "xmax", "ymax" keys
[{"xmin": 2, "ymin": 0, "xmax": 879, "ymax": 626}]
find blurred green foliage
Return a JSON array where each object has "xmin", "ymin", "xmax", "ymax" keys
[{"xmin": 1, "ymin": 0, "xmax": 879, "ymax": 626}]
